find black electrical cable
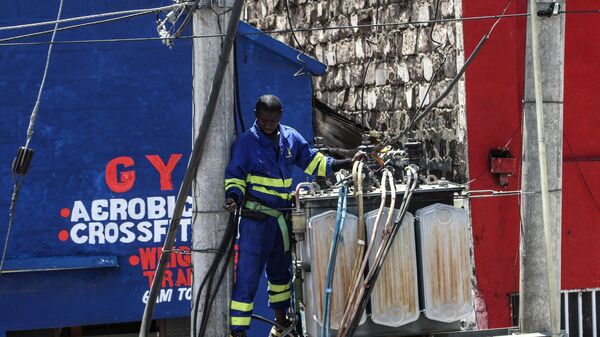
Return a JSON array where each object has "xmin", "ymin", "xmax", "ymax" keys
[
  {"xmin": 385, "ymin": 0, "xmax": 513, "ymax": 146},
  {"xmin": 251, "ymin": 314, "xmax": 298, "ymax": 337},
  {"xmin": 197, "ymin": 220, "xmax": 236, "ymax": 337},
  {"xmin": 4, "ymin": 8, "xmax": 600, "ymax": 47},
  {"xmin": 0, "ymin": 12, "xmax": 151, "ymax": 44},
  {"xmin": 563, "ymin": 134, "xmax": 600, "ymax": 212},
  {"xmin": 233, "ymin": 40, "xmax": 246, "ymax": 133},
  {"xmin": 342, "ymin": 168, "xmax": 418, "ymax": 337},
  {"xmin": 283, "ymin": 0, "xmax": 308, "ymax": 76},
  {"xmin": 1, "ymin": 0, "xmax": 64, "ymax": 276},
  {"xmin": 359, "ymin": 39, "xmax": 376, "ymax": 131},
  {"xmin": 6, "ymin": 10, "xmax": 600, "ymax": 48},
  {"xmin": 412, "ymin": 0, "xmax": 447, "ymax": 124},
  {"xmin": 358, "ymin": 0, "xmax": 380, "ymax": 131},
  {"xmin": 170, "ymin": 0, "xmax": 202, "ymax": 40},
  {"xmin": 192, "ymin": 212, "xmax": 238, "ymax": 337},
  {"xmin": 209, "ymin": 3, "xmax": 225, "ymax": 47},
  {"xmin": 0, "ymin": 177, "xmax": 23, "ymax": 275},
  {"xmin": 139, "ymin": 2, "xmax": 244, "ymax": 334}
]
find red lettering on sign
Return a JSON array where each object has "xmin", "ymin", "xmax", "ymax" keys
[
  {"xmin": 143, "ymin": 270, "xmax": 156, "ymax": 287},
  {"xmin": 163, "ymin": 269, "xmax": 174, "ymax": 288},
  {"xmin": 105, "ymin": 156, "xmax": 136, "ymax": 193},
  {"xmin": 176, "ymin": 268, "xmax": 192, "ymax": 287},
  {"xmin": 139, "ymin": 247, "xmax": 157, "ymax": 270},
  {"xmin": 146, "ymin": 154, "xmax": 183, "ymax": 191}
]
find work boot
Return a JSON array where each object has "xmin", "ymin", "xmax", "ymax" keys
[
  {"xmin": 228, "ymin": 330, "xmax": 247, "ymax": 337},
  {"xmin": 269, "ymin": 317, "xmax": 292, "ymax": 337}
]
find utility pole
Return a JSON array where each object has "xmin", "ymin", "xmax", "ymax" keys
[
  {"xmin": 520, "ymin": 1, "xmax": 565, "ymax": 336},
  {"xmin": 192, "ymin": 1, "xmax": 237, "ymax": 336}
]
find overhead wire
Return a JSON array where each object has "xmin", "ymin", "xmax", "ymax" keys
[
  {"xmin": 358, "ymin": 0, "xmax": 380, "ymax": 131},
  {"xmin": 411, "ymin": 0, "xmax": 448, "ymax": 133},
  {"xmin": 0, "ymin": 12, "xmax": 152, "ymax": 44},
  {"xmin": 283, "ymin": 0, "xmax": 308, "ymax": 76},
  {"xmin": 2, "ymin": 9, "xmax": 599, "ymax": 46},
  {"xmin": 563, "ymin": 134, "xmax": 600, "ymax": 212},
  {"xmin": 12, "ymin": 9, "xmax": 600, "ymax": 47},
  {"xmin": 0, "ymin": 177, "xmax": 23, "ymax": 275},
  {"xmin": 359, "ymin": 39, "xmax": 376, "ymax": 130},
  {"xmin": 0, "ymin": 0, "xmax": 64, "ymax": 276},
  {"xmin": 0, "ymin": 3, "xmax": 187, "ymax": 32},
  {"xmin": 386, "ymin": 0, "xmax": 514, "ymax": 146}
]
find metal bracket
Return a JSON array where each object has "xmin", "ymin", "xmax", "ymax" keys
[{"xmin": 537, "ymin": 2, "xmax": 561, "ymax": 17}]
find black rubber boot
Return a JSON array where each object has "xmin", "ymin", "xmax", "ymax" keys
[
  {"xmin": 228, "ymin": 330, "xmax": 247, "ymax": 337},
  {"xmin": 269, "ymin": 317, "xmax": 292, "ymax": 337}
]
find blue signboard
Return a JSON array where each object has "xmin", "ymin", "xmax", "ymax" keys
[
  {"xmin": 0, "ymin": 0, "xmax": 193, "ymax": 334},
  {"xmin": 0, "ymin": 1, "xmax": 325, "ymax": 336}
]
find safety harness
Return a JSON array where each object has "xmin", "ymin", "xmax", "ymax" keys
[{"xmin": 244, "ymin": 200, "xmax": 290, "ymax": 252}]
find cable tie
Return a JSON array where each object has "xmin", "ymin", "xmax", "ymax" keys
[
  {"xmin": 325, "ymin": 288, "xmax": 332, "ymax": 293},
  {"xmin": 357, "ymin": 240, "xmax": 365, "ymax": 246}
]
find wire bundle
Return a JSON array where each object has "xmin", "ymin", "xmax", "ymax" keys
[
  {"xmin": 192, "ymin": 212, "xmax": 237, "ymax": 337},
  {"xmin": 321, "ymin": 183, "xmax": 349, "ymax": 337},
  {"xmin": 337, "ymin": 166, "xmax": 419, "ymax": 337}
]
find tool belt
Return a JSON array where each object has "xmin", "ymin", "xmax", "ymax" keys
[{"xmin": 244, "ymin": 200, "xmax": 290, "ymax": 252}]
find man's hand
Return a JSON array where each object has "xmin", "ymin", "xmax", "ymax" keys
[
  {"xmin": 223, "ymin": 197, "xmax": 237, "ymax": 212},
  {"xmin": 352, "ymin": 151, "xmax": 367, "ymax": 163}
]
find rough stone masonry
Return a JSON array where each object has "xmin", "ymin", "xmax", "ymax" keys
[{"xmin": 243, "ymin": 0, "xmax": 469, "ymax": 182}]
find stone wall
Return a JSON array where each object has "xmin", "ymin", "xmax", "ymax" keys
[{"xmin": 243, "ymin": 0, "xmax": 469, "ymax": 182}]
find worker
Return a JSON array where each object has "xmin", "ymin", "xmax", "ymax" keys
[{"xmin": 223, "ymin": 94, "xmax": 364, "ymax": 337}]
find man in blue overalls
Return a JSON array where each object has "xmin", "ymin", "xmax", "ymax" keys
[{"xmin": 223, "ymin": 94, "xmax": 360, "ymax": 337}]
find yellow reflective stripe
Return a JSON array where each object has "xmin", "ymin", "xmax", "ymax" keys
[
  {"xmin": 304, "ymin": 152, "xmax": 324, "ymax": 175},
  {"xmin": 246, "ymin": 174, "xmax": 292, "ymax": 188},
  {"xmin": 226, "ymin": 182, "xmax": 246, "ymax": 193},
  {"xmin": 317, "ymin": 156, "xmax": 327, "ymax": 176},
  {"xmin": 225, "ymin": 178, "xmax": 246, "ymax": 187},
  {"xmin": 269, "ymin": 291, "xmax": 291, "ymax": 303},
  {"xmin": 268, "ymin": 282, "xmax": 290, "ymax": 293},
  {"xmin": 230, "ymin": 300, "xmax": 253, "ymax": 312},
  {"xmin": 231, "ymin": 316, "xmax": 252, "ymax": 326},
  {"xmin": 252, "ymin": 186, "xmax": 293, "ymax": 200}
]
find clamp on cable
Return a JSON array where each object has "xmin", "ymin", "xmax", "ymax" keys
[{"xmin": 537, "ymin": 2, "xmax": 560, "ymax": 17}]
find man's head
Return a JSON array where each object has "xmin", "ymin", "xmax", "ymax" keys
[{"xmin": 255, "ymin": 94, "xmax": 282, "ymax": 135}]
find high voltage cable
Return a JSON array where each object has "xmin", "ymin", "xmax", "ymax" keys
[
  {"xmin": 1, "ymin": 10, "xmax": 597, "ymax": 47},
  {"xmin": 0, "ymin": 12, "xmax": 153, "ymax": 44},
  {"xmin": 0, "ymin": 3, "xmax": 188, "ymax": 32}
]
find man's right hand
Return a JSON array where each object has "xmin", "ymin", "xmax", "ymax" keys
[{"xmin": 223, "ymin": 197, "xmax": 237, "ymax": 212}]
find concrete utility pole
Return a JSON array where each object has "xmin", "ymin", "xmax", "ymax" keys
[
  {"xmin": 520, "ymin": 1, "xmax": 565, "ymax": 336},
  {"xmin": 192, "ymin": 0, "xmax": 236, "ymax": 336}
]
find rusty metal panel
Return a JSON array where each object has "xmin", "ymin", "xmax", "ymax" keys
[
  {"xmin": 417, "ymin": 204, "xmax": 472, "ymax": 322},
  {"xmin": 366, "ymin": 209, "xmax": 420, "ymax": 327},
  {"xmin": 308, "ymin": 210, "xmax": 364, "ymax": 330}
]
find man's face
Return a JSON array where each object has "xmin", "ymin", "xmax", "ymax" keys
[{"xmin": 256, "ymin": 109, "xmax": 281, "ymax": 135}]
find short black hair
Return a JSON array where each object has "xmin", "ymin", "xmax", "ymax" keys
[{"xmin": 255, "ymin": 94, "xmax": 282, "ymax": 115}]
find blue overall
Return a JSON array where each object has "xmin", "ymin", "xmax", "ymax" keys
[{"xmin": 224, "ymin": 122, "xmax": 332, "ymax": 331}]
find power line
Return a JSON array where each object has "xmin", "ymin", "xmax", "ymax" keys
[
  {"xmin": 0, "ymin": 3, "xmax": 187, "ymax": 32},
  {"xmin": 0, "ymin": 0, "xmax": 65, "ymax": 276},
  {"xmin": 0, "ymin": 12, "xmax": 152, "ymax": 44},
  {"xmin": 384, "ymin": 0, "xmax": 514, "ymax": 146},
  {"xmin": 2, "ymin": 10, "xmax": 597, "ymax": 47}
]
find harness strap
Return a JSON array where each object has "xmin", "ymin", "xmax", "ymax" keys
[{"xmin": 244, "ymin": 200, "xmax": 290, "ymax": 252}]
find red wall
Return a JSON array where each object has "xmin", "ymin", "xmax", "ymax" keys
[
  {"xmin": 462, "ymin": 0, "xmax": 527, "ymax": 328},
  {"xmin": 463, "ymin": 0, "xmax": 600, "ymax": 328},
  {"xmin": 562, "ymin": 2, "xmax": 600, "ymax": 289}
]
